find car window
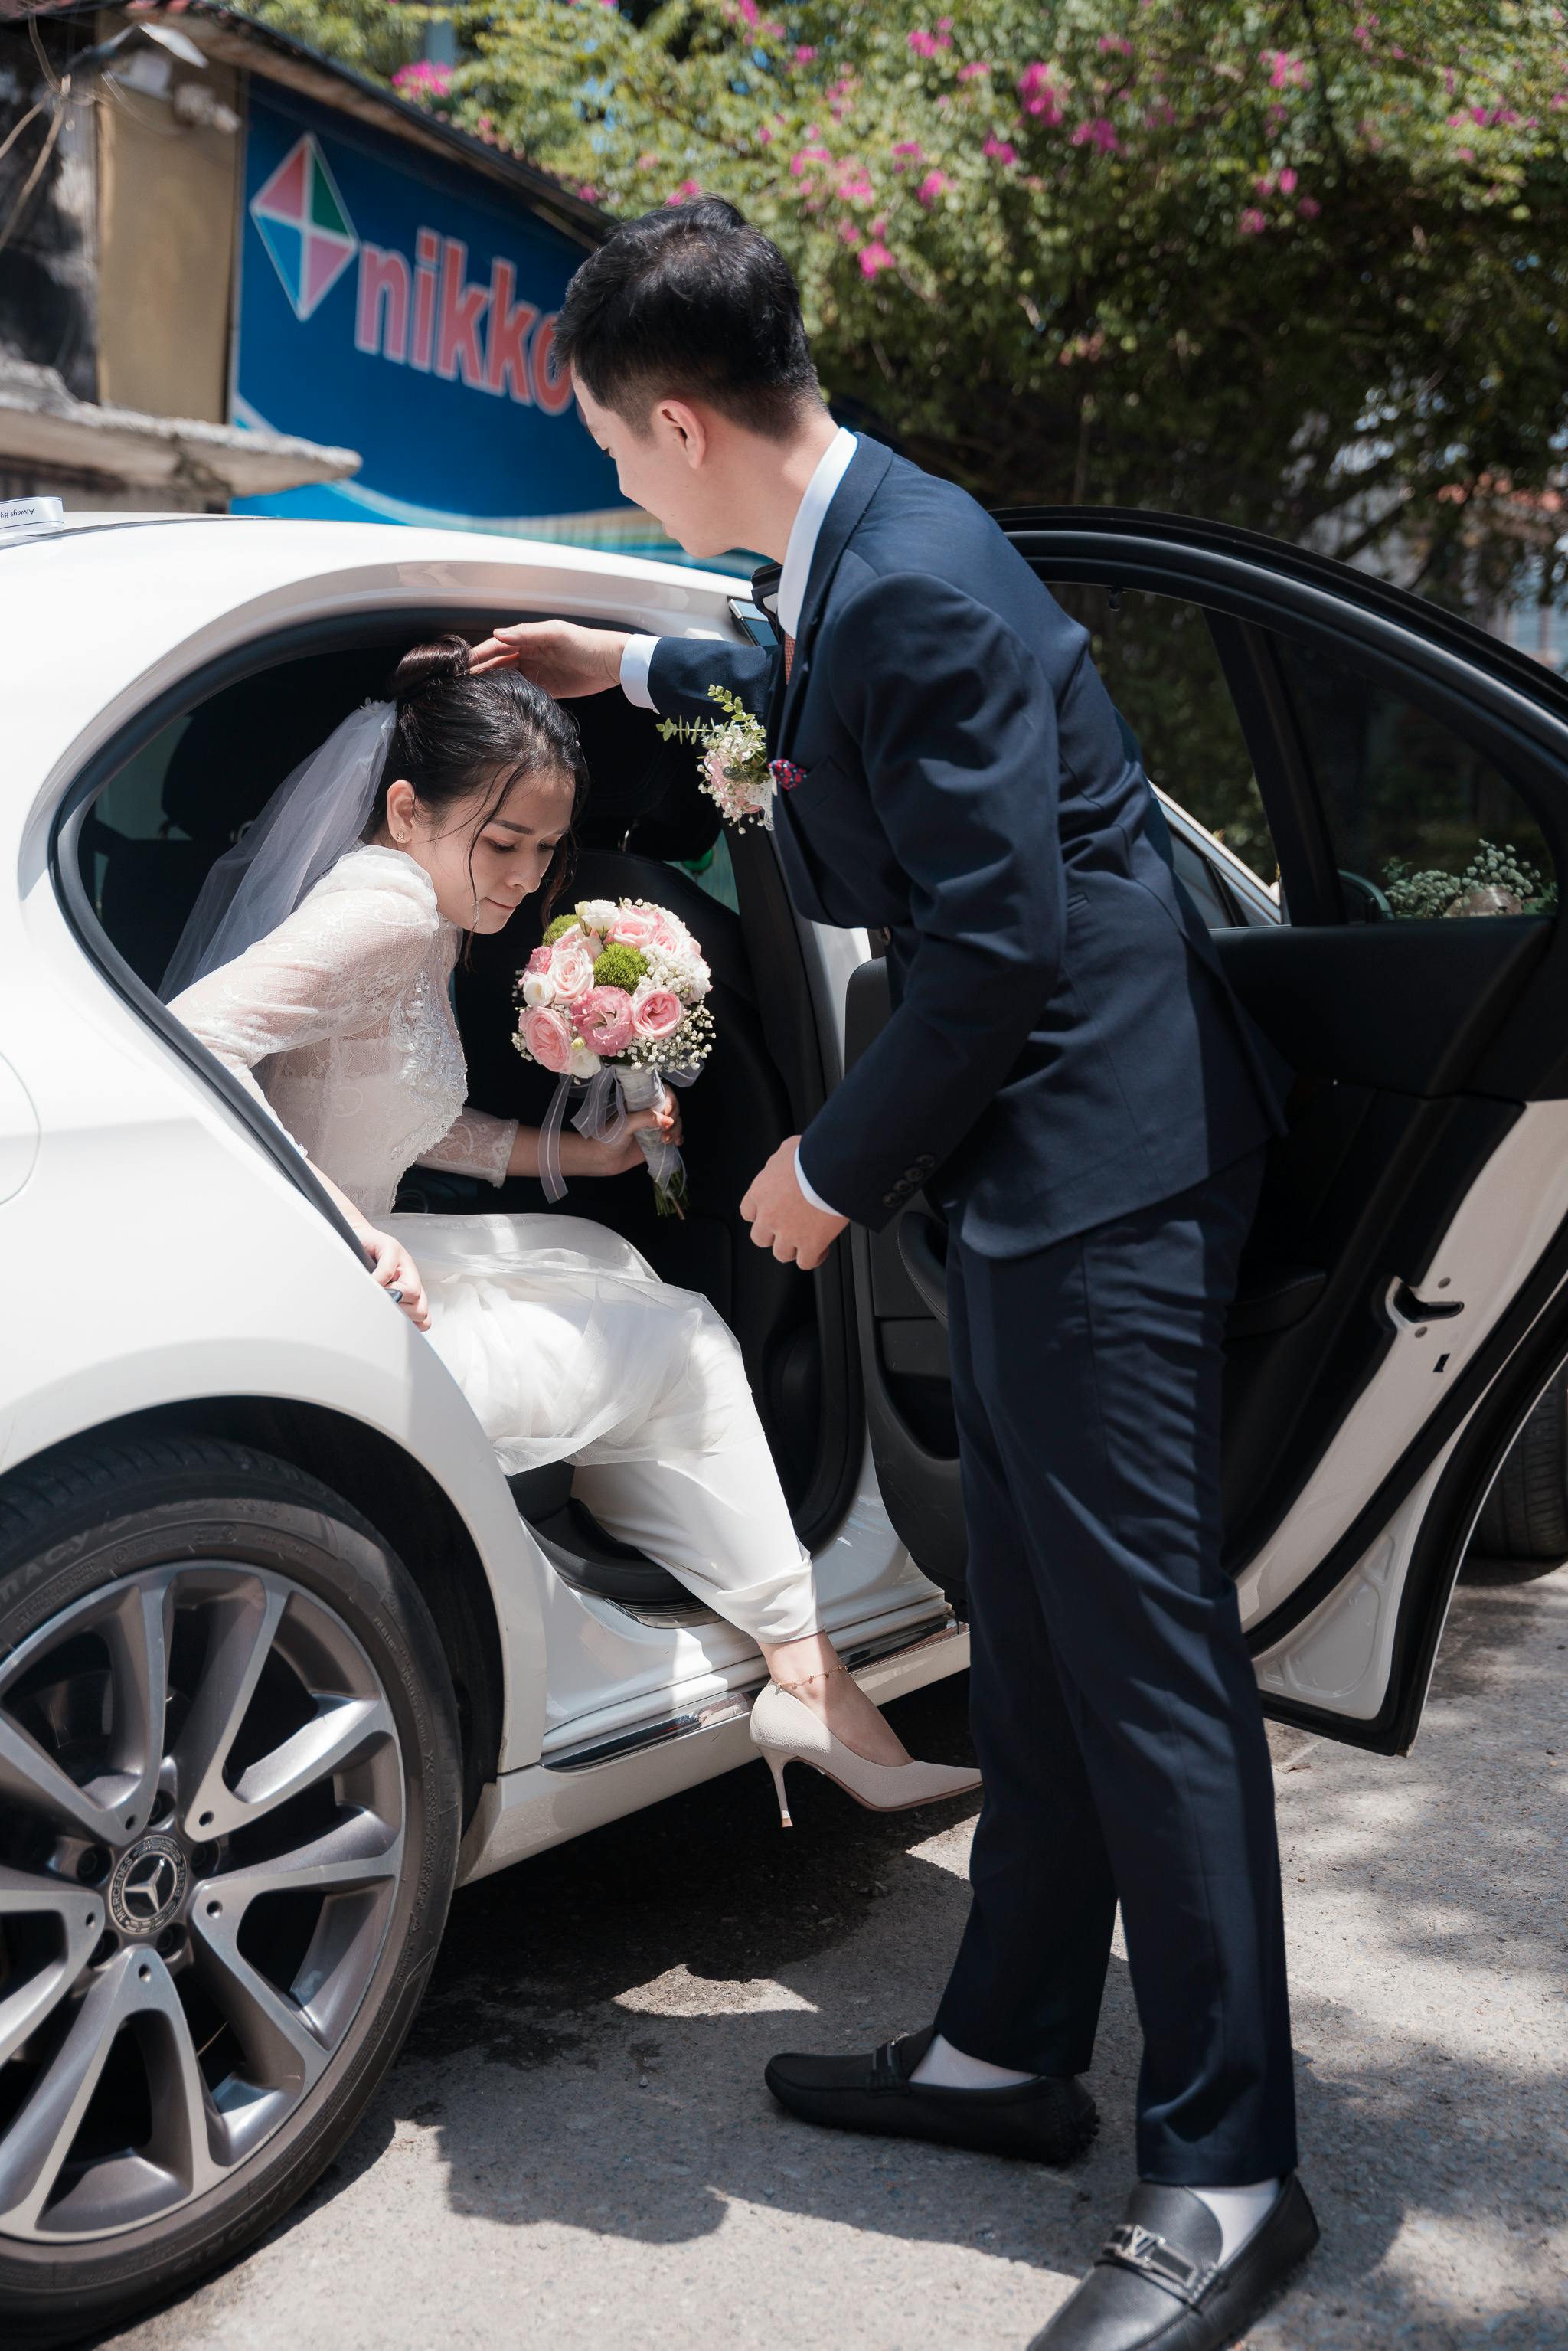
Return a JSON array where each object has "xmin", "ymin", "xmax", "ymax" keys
[
  {"xmin": 1168, "ymin": 830, "xmax": 1238, "ymax": 929},
  {"xmin": 1269, "ymin": 634, "xmax": 1557, "ymax": 920},
  {"xmin": 1047, "ymin": 584, "xmax": 1279, "ymax": 885},
  {"xmin": 669, "ymin": 831, "xmax": 740, "ymax": 915}
]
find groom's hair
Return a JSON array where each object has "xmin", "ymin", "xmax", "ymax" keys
[{"xmin": 554, "ymin": 197, "xmax": 822, "ymax": 439}]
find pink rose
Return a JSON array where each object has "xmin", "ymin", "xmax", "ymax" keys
[
  {"xmin": 572, "ymin": 986, "xmax": 635, "ymax": 1057},
  {"xmin": 526, "ymin": 945, "xmax": 552, "ymax": 975},
  {"xmin": 521, "ymin": 1005, "xmax": 573, "ymax": 1074},
  {"xmin": 550, "ymin": 942, "xmax": 595, "ymax": 1001},
  {"xmin": 608, "ymin": 907, "xmax": 662, "ymax": 951},
  {"xmin": 632, "ymin": 986, "xmax": 684, "ymax": 1042}
]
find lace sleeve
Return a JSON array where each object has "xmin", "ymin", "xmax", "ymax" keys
[
  {"xmin": 414, "ymin": 1107, "xmax": 518, "ymax": 1188},
  {"xmin": 167, "ymin": 878, "xmax": 438, "ymax": 1130}
]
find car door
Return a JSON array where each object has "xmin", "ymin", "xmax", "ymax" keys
[{"xmin": 851, "ymin": 508, "xmax": 1568, "ymax": 1755}]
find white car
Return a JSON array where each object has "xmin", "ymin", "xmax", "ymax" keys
[{"xmin": 2, "ymin": 505, "xmax": 1566, "ymax": 2343}]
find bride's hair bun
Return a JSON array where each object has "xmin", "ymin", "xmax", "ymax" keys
[{"xmin": 390, "ymin": 635, "xmax": 472, "ymax": 702}]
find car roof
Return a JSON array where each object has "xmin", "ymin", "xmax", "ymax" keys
[{"xmin": 4, "ymin": 514, "xmax": 750, "ymax": 851}]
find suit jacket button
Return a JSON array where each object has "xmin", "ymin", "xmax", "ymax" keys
[{"xmin": 882, "ymin": 1192, "xmax": 901, "ymax": 1210}]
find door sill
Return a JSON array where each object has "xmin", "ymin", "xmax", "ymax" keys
[{"xmin": 542, "ymin": 1610, "xmax": 961, "ymax": 1774}]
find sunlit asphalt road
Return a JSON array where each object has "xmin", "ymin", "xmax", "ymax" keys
[{"xmin": 97, "ymin": 1567, "xmax": 1566, "ymax": 2351}]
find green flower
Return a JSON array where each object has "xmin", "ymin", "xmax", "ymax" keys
[
  {"xmin": 542, "ymin": 914, "xmax": 581, "ymax": 946},
  {"xmin": 593, "ymin": 942, "xmax": 650, "ymax": 990}
]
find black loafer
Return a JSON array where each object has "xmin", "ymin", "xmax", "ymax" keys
[
  {"xmin": 764, "ymin": 2025, "xmax": 1097, "ymax": 2163},
  {"xmin": 1028, "ymin": 2174, "xmax": 1319, "ymax": 2349}
]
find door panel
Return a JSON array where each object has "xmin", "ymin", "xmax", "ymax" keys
[{"xmin": 855, "ymin": 512, "xmax": 1568, "ymax": 1748}]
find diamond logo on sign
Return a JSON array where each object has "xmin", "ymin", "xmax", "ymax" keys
[{"xmin": 250, "ymin": 134, "xmax": 359, "ymax": 322}]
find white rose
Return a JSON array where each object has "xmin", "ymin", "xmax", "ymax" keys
[
  {"xmin": 567, "ymin": 1036, "xmax": 603, "ymax": 1081},
  {"xmin": 578, "ymin": 898, "xmax": 620, "ymax": 934},
  {"xmin": 521, "ymin": 970, "xmax": 556, "ymax": 1008}
]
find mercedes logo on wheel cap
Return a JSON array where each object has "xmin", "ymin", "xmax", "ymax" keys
[{"xmin": 108, "ymin": 1833, "xmax": 188, "ymax": 1936}]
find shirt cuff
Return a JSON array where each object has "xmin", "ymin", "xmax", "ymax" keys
[
  {"xmin": 794, "ymin": 1145, "xmax": 842, "ymax": 1219},
  {"xmin": 619, "ymin": 634, "xmax": 662, "ymax": 711}
]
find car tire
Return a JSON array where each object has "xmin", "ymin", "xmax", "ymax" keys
[
  {"xmin": 0, "ymin": 1434, "xmax": 462, "ymax": 2347},
  {"xmin": 1464, "ymin": 1368, "xmax": 1568, "ymax": 1584}
]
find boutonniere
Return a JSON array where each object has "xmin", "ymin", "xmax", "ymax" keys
[{"xmin": 657, "ymin": 684, "xmax": 776, "ymax": 829}]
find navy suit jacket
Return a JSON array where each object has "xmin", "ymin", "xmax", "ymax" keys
[{"xmin": 648, "ymin": 435, "xmax": 1285, "ymax": 1258}]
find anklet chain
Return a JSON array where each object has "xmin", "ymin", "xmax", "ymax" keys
[{"xmin": 773, "ymin": 1663, "xmax": 850, "ymax": 1694}]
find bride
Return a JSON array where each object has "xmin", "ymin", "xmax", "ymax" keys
[{"xmin": 163, "ymin": 636, "xmax": 978, "ymax": 1820}]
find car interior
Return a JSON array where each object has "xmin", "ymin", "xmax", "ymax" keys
[{"xmin": 76, "ymin": 615, "xmax": 864, "ymax": 1618}]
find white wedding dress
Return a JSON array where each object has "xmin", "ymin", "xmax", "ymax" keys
[{"xmin": 169, "ymin": 843, "xmax": 819, "ymax": 1643}]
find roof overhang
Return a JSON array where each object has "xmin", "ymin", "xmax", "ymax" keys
[{"xmin": 0, "ymin": 359, "xmax": 360, "ymax": 497}]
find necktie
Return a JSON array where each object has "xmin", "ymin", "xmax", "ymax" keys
[{"xmin": 783, "ymin": 630, "xmax": 795, "ymax": 681}]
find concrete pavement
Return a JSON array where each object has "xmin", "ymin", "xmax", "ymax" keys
[{"xmin": 96, "ymin": 1567, "xmax": 1567, "ymax": 2351}]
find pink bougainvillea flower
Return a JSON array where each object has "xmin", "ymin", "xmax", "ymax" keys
[
  {"xmin": 892, "ymin": 139, "xmax": 924, "ymax": 157},
  {"xmin": 983, "ymin": 134, "xmax": 1019, "ymax": 165},
  {"xmin": 957, "ymin": 61, "xmax": 991, "ymax": 81},
  {"xmin": 794, "ymin": 44, "xmax": 817, "ymax": 62},
  {"xmin": 1298, "ymin": 195, "xmax": 1322, "ymax": 218},
  {"xmin": 1278, "ymin": 166, "xmax": 1298, "ymax": 194},
  {"xmin": 838, "ymin": 218, "xmax": 862, "ymax": 247},
  {"xmin": 1254, "ymin": 173, "xmax": 1274, "ymax": 196},
  {"xmin": 1016, "ymin": 62, "xmax": 1063, "ymax": 123},
  {"xmin": 908, "ymin": 28, "xmax": 938, "ymax": 57},
  {"xmin": 393, "ymin": 60, "xmax": 452, "ymax": 97},
  {"xmin": 1239, "ymin": 207, "xmax": 1268, "ymax": 234},
  {"xmin": 859, "ymin": 240, "xmax": 895, "ymax": 277},
  {"xmin": 916, "ymin": 169, "xmax": 949, "ymax": 204},
  {"xmin": 838, "ymin": 168, "xmax": 874, "ymax": 200},
  {"xmin": 1071, "ymin": 117, "xmax": 1121, "ymax": 152},
  {"xmin": 665, "ymin": 178, "xmax": 704, "ymax": 206},
  {"xmin": 1097, "ymin": 33, "xmax": 1133, "ymax": 54}
]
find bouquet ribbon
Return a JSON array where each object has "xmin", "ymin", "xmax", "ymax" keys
[{"xmin": 538, "ymin": 1062, "xmax": 701, "ymax": 1212}]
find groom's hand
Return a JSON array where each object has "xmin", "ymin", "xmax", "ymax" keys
[
  {"xmin": 468, "ymin": 618, "xmax": 629, "ymax": 697},
  {"xmin": 742, "ymin": 1137, "xmax": 848, "ymax": 1270}
]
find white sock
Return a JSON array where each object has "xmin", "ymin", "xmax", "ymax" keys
[
  {"xmin": 909, "ymin": 2031, "xmax": 1038, "ymax": 2090},
  {"xmin": 1188, "ymin": 2178, "xmax": 1283, "ymax": 2264}
]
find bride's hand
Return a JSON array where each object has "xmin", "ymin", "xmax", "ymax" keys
[
  {"xmin": 561, "ymin": 1090, "xmax": 682, "ymax": 1179},
  {"xmin": 358, "ymin": 1225, "xmax": 431, "ymax": 1330}
]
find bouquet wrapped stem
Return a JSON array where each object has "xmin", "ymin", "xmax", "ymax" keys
[{"xmin": 615, "ymin": 1061, "xmax": 688, "ymax": 1217}]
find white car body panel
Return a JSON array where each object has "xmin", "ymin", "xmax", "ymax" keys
[{"xmin": 1, "ymin": 515, "xmax": 949, "ymax": 1874}]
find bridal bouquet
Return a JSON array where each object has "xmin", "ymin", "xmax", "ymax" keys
[
  {"xmin": 657, "ymin": 684, "xmax": 777, "ymax": 828},
  {"xmin": 513, "ymin": 896, "xmax": 714, "ymax": 1215}
]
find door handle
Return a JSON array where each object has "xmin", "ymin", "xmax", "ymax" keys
[{"xmin": 1384, "ymin": 1277, "xmax": 1465, "ymax": 1334}]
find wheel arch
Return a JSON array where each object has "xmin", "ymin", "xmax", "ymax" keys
[{"xmin": 0, "ymin": 1398, "xmax": 507, "ymax": 1826}]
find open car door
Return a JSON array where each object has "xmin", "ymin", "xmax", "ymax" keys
[{"xmin": 850, "ymin": 509, "xmax": 1568, "ymax": 1755}]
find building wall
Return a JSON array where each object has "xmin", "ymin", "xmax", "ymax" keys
[{"xmin": 95, "ymin": 34, "xmax": 240, "ymax": 423}]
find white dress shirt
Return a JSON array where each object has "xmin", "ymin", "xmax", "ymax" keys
[{"xmin": 619, "ymin": 426, "xmax": 859, "ymax": 1219}]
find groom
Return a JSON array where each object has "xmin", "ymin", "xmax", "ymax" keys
[{"xmin": 475, "ymin": 199, "xmax": 1316, "ymax": 2349}]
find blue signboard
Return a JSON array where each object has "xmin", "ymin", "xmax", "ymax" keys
[{"xmin": 234, "ymin": 87, "xmax": 652, "ymax": 547}]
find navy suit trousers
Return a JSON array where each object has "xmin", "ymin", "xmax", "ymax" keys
[{"xmin": 933, "ymin": 1149, "xmax": 1298, "ymax": 2183}]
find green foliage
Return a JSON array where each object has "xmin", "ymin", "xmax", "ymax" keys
[
  {"xmin": 256, "ymin": 2, "xmax": 1568, "ymax": 588},
  {"xmin": 593, "ymin": 940, "xmax": 652, "ymax": 987},
  {"xmin": 1381, "ymin": 837, "xmax": 1556, "ymax": 917}
]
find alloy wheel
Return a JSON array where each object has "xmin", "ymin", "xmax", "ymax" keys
[{"xmin": 0, "ymin": 1565, "xmax": 403, "ymax": 2241}]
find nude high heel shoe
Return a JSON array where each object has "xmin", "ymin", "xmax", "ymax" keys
[{"xmin": 750, "ymin": 1678, "xmax": 982, "ymax": 1826}]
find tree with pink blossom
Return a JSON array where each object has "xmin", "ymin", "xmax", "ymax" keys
[{"xmin": 250, "ymin": 0, "xmax": 1568, "ymax": 650}]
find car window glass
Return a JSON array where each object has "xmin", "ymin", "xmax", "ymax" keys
[
  {"xmin": 1168, "ymin": 829, "xmax": 1236, "ymax": 930},
  {"xmin": 1047, "ymin": 584, "xmax": 1279, "ymax": 888},
  {"xmin": 1270, "ymin": 634, "xmax": 1557, "ymax": 920},
  {"xmin": 668, "ymin": 831, "xmax": 740, "ymax": 915}
]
